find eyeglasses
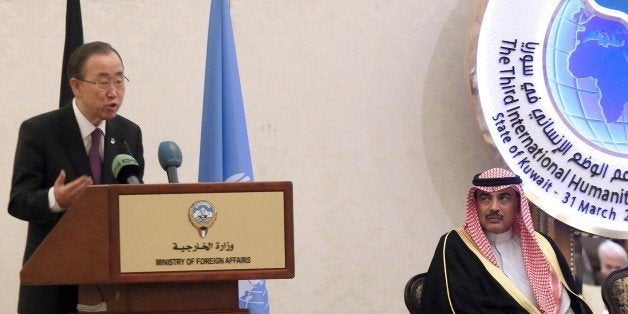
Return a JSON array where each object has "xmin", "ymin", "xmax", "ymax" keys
[{"xmin": 77, "ymin": 76, "xmax": 129, "ymax": 91}]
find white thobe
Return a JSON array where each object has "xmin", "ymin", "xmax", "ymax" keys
[{"xmin": 486, "ymin": 229, "xmax": 574, "ymax": 314}]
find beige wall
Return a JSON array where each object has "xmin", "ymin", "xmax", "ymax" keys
[{"xmin": 0, "ymin": 0, "xmax": 495, "ymax": 312}]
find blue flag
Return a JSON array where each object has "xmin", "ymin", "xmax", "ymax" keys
[{"xmin": 199, "ymin": 0, "xmax": 269, "ymax": 312}]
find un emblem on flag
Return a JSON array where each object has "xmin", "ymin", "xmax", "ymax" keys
[{"xmin": 188, "ymin": 200, "xmax": 217, "ymax": 238}]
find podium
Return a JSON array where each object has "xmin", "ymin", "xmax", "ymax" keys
[{"xmin": 20, "ymin": 182, "xmax": 294, "ymax": 313}]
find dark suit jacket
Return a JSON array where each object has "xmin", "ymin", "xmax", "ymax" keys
[{"xmin": 8, "ymin": 103, "xmax": 144, "ymax": 314}]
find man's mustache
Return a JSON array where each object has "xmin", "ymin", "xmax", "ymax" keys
[{"xmin": 486, "ymin": 212, "xmax": 503, "ymax": 220}]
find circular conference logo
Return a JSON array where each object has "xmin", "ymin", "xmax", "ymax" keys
[{"xmin": 471, "ymin": 0, "xmax": 627, "ymax": 238}]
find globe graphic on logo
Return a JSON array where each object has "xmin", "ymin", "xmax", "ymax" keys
[{"xmin": 545, "ymin": 0, "xmax": 628, "ymax": 156}]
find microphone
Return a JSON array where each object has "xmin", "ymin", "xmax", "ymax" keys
[
  {"xmin": 158, "ymin": 141, "xmax": 182, "ymax": 183},
  {"xmin": 112, "ymin": 154, "xmax": 141, "ymax": 184}
]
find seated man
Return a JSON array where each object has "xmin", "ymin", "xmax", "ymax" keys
[
  {"xmin": 419, "ymin": 168, "xmax": 591, "ymax": 313},
  {"xmin": 597, "ymin": 239, "xmax": 628, "ymax": 284}
]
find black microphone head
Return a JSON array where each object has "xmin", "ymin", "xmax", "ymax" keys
[
  {"xmin": 112, "ymin": 154, "xmax": 141, "ymax": 184},
  {"xmin": 158, "ymin": 141, "xmax": 182, "ymax": 170}
]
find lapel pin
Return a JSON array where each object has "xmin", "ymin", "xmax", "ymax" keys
[{"xmin": 110, "ymin": 138, "xmax": 116, "ymax": 145}]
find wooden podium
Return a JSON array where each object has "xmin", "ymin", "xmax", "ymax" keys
[{"xmin": 20, "ymin": 182, "xmax": 294, "ymax": 313}]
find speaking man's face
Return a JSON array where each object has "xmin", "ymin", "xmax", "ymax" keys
[
  {"xmin": 72, "ymin": 52, "xmax": 125, "ymax": 126},
  {"xmin": 475, "ymin": 187, "xmax": 519, "ymax": 234}
]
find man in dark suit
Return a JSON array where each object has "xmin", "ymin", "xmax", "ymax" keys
[{"xmin": 8, "ymin": 41, "xmax": 144, "ymax": 313}]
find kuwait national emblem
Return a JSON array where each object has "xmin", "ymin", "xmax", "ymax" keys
[{"xmin": 188, "ymin": 200, "xmax": 217, "ymax": 238}]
